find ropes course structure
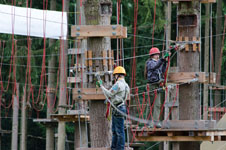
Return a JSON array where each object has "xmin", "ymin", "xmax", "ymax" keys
[{"xmin": 0, "ymin": 0, "xmax": 225, "ymax": 149}]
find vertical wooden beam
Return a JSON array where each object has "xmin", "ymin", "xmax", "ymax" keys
[
  {"xmin": 57, "ymin": 1, "xmax": 69, "ymax": 150},
  {"xmin": 203, "ymin": 3, "xmax": 210, "ymax": 120},
  {"xmin": 178, "ymin": 1, "xmax": 201, "ymax": 150},
  {"xmin": 11, "ymin": 84, "xmax": 19, "ymax": 150},
  {"xmin": 46, "ymin": 1, "xmax": 57, "ymax": 150},
  {"xmin": 20, "ymin": 87, "xmax": 27, "ymax": 150}
]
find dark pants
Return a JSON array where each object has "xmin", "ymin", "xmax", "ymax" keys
[{"xmin": 111, "ymin": 105, "xmax": 126, "ymax": 150}]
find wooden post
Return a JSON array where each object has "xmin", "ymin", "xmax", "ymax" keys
[
  {"xmin": 214, "ymin": 0, "xmax": 223, "ymax": 106},
  {"xmin": 178, "ymin": 1, "xmax": 201, "ymax": 150},
  {"xmin": 164, "ymin": 2, "xmax": 171, "ymax": 150},
  {"xmin": 203, "ymin": 3, "xmax": 210, "ymax": 120},
  {"xmin": 20, "ymin": 87, "xmax": 27, "ymax": 150},
  {"xmin": 11, "ymin": 84, "xmax": 19, "ymax": 150},
  {"xmin": 74, "ymin": 0, "xmax": 88, "ymax": 149},
  {"xmin": 83, "ymin": 0, "xmax": 112, "ymax": 148},
  {"xmin": 46, "ymin": 0, "xmax": 56, "ymax": 150},
  {"xmin": 57, "ymin": 0, "xmax": 69, "ymax": 150}
]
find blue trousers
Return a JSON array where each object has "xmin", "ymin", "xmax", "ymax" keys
[{"xmin": 111, "ymin": 105, "xmax": 126, "ymax": 150}]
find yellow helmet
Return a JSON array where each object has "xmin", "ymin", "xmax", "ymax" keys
[{"xmin": 113, "ymin": 66, "xmax": 126, "ymax": 76}]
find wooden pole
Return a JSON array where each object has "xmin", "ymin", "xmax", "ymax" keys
[
  {"xmin": 11, "ymin": 84, "xmax": 19, "ymax": 150},
  {"xmin": 178, "ymin": 1, "xmax": 201, "ymax": 150},
  {"xmin": 20, "ymin": 86, "xmax": 27, "ymax": 150},
  {"xmin": 164, "ymin": 2, "xmax": 171, "ymax": 150},
  {"xmin": 46, "ymin": 0, "xmax": 56, "ymax": 149},
  {"xmin": 214, "ymin": 0, "xmax": 223, "ymax": 106},
  {"xmin": 57, "ymin": 0, "xmax": 69, "ymax": 150},
  {"xmin": 83, "ymin": 0, "xmax": 112, "ymax": 148},
  {"xmin": 74, "ymin": 0, "xmax": 88, "ymax": 149},
  {"xmin": 203, "ymin": 3, "xmax": 210, "ymax": 120}
]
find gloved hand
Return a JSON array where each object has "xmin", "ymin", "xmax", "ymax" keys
[
  {"xmin": 96, "ymin": 80, "xmax": 103, "ymax": 87},
  {"xmin": 164, "ymin": 52, "xmax": 170, "ymax": 58}
]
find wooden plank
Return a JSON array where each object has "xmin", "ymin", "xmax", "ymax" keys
[
  {"xmin": 67, "ymin": 77, "xmax": 81, "ymax": 83},
  {"xmin": 51, "ymin": 114, "xmax": 90, "ymax": 122},
  {"xmin": 168, "ymin": 72, "xmax": 205, "ymax": 83},
  {"xmin": 88, "ymin": 51, "xmax": 92, "ymax": 66},
  {"xmin": 185, "ymin": 37, "xmax": 189, "ymax": 51},
  {"xmin": 68, "ymin": 48, "xmax": 84, "ymax": 55},
  {"xmin": 135, "ymin": 136, "xmax": 211, "ymax": 142},
  {"xmin": 208, "ymin": 107, "xmax": 226, "ymax": 112},
  {"xmin": 209, "ymin": 72, "xmax": 216, "ymax": 84},
  {"xmin": 103, "ymin": 50, "xmax": 107, "ymax": 67},
  {"xmin": 162, "ymin": 120, "xmax": 216, "ymax": 129},
  {"xmin": 161, "ymin": 0, "xmax": 216, "ymax": 3},
  {"xmin": 193, "ymin": 37, "xmax": 197, "ymax": 51},
  {"xmin": 85, "ymin": 51, "xmax": 88, "ymax": 67},
  {"xmin": 71, "ymin": 25, "xmax": 127, "ymax": 38},
  {"xmin": 72, "ymin": 88, "xmax": 130, "ymax": 100}
]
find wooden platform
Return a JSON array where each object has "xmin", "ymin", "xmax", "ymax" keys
[
  {"xmin": 51, "ymin": 114, "xmax": 89, "ymax": 122},
  {"xmin": 71, "ymin": 25, "xmax": 127, "ymax": 39},
  {"xmin": 33, "ymin": 118, "xmax": 58, "ymax": 127},
  {"xmin": 168, "ymin": 72, "xmax": 216, "ymax": 84},
  {"xmin": 162, "ymin": 0, "xmax": 216, "ymax": 3},
  {"xmin": 133, "ymin": 128, "xmax": 226, "ymax": 142}
]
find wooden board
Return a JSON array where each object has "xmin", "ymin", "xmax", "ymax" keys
[
  {"xmin": 168, "ymin": 72, "xmax": 216, "ymax": 84},
  {"xmin": 72, "ymin": 88, "xmax": 130, "ymax": 101},
  {"xmin": 51, "ymin": 114, "xmax": 89, "ymax": 122},
  {"xmin": 68, "ymin": 48, "xmax": 84, "ymax": 55},
  {"xmin": 133, "ymin": 128, "xmax": 226, "ymax": 142},
  {"xmin": 33, "ymin": 118, "xmax": 58, "ymax": 127},
  {"xmin": 67, "ymin": 77, "xmax": 82, "ymax": 83},
  {"xmin": 161, "ymin": 0, "xmax": 216, "ymax": 3},
  {"xmin": 162, "ymin": 120, "xmax": 216, "ymax": 129},
  {"xmin": 209, "ymin": 85, "xmax": 226, "ymax": 90},
  {"xmin": 71, "ymin": 25, "xmax": 127, "ymax": 38}
]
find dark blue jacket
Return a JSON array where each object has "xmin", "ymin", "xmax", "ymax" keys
[{"xmin": 146, "ymin": 58, "xmax": 167, "ymax": 83}]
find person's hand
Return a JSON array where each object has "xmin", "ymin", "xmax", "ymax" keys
[
  {"xmin": 164, "ymin": 52, "xmax": 171, "ymax": 61},
  {"xmin": 96, "ymin": 80, "xmax": 103, "ymax": 87}
]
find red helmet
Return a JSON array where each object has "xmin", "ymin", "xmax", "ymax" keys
[{"xmin": 149, "ymin": 47, "xmax": 160, "ymax": 56}]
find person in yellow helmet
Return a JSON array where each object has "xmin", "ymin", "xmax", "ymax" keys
[{"xmin": 97, "ymin": 66, "xmax": 130, "ymax": 150}]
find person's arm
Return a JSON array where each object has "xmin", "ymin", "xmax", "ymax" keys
[
  {"xmin": 150, "ymin": 58, "xmax": 166, "ymax": 70},
  {"xmin": 100, "ymin": 82, "xmax": 120, "ymax": 99}
]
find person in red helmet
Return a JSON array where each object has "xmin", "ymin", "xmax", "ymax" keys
[{"xmin": 144, "ymin": 47, "xmax": 170, "ymax": 128}]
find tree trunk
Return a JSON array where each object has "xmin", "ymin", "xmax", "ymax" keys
[
  {"xmin": 11, "ymin": 84, "xmax": 19, "ymax": 150},
  {"xmin": 20, "ymin": 86, "xmax": 27, "ymax": 150},
  {"xmin": 214, "ymin": 0, "xmax": 223, "ymax": 106},
  {"xmin": 46, "ymin": 0, "xmax": 56, "ymax": 149},
  {"xmin": 57, "ymin": 0, "xmax": 69, "ymax": 150},
  {"xmin": 178, "ymin": 2, "xmax": 200, "ymax": 150},
  {"xmin": 203, "ymin": 3, "xmax": 210, "ymax": 120},
  {"xmin": 84, "ymin": 0, "xmax": 112, "ymax": 148}
]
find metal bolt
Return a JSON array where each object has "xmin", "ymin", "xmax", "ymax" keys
[
  {"xmin": 112, "ymin": 25, "xmax": 117, "ymax": 30},
  {"xmin": 76, "ymin": 26, "xmax": 80, "ymax": 31},
  {"xmin": 78, "ymin": 95, "xmax": 82, "ymax": 99},
  {"xmin": 76, "ymin": 32, "xmax": 80, "ymax": 36}
]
